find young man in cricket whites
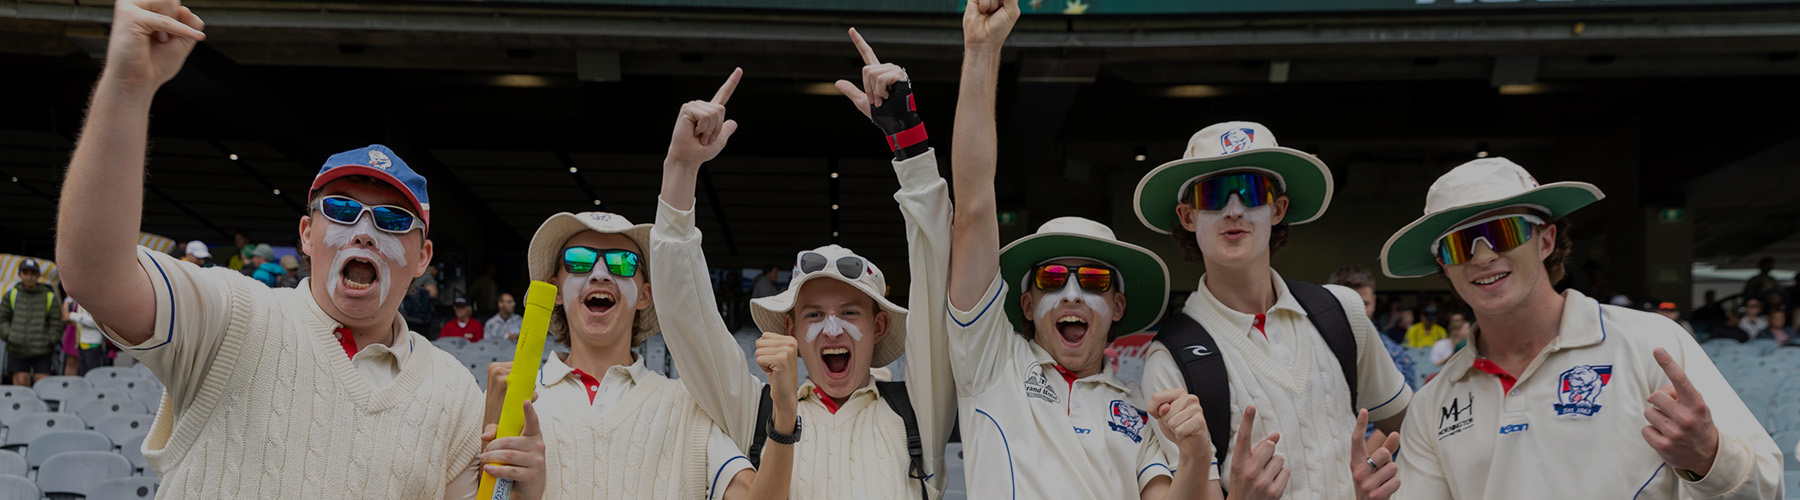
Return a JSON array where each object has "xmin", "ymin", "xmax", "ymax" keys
[
  {"xmin": 947, "ymin": 1, "xmax": 1221, "ymax": 498},
  {"xmin": 651, "ymin": 31, "xmax": 957, "ymax": 499},
  {"xmin": 55, "ymin": 1, "xmax": 543, "ymax": 497},
  {"xmin": 1382, "ymin": 157, "xmax": 1782, "ymax": 498},
  {"xmin": 1134, "ymin": 121, "xmax": 1414, "ymax": 499}
]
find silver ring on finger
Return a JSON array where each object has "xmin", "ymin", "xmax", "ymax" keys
[{"xmin": 1366, "ymin": 457, "xmax": 1380, "ymax": 469}]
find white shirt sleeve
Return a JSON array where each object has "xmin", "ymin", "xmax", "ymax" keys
[
  {"xmin": 1656, "ymin": 320, "xmax": 1783, "ymax": 499},
  {"xmin": 706, "ymin": 426, "xmax": 753, "ymax": 500},
  {"xmin": 1429, "ymin": 339, "xmax": 1454, "ymax": 366},
  {"xmin": 1135, "ymin": 408, "xmax": 1175, "ymax": 492},
  {"xmin": 1393, "ymin": 392, "xmax": 1453, "ymax": 500},
  {"xmin": 650, "ymin": 199, "xmax": 767, "ymax": 452},
  {"xmin": 1140, "ymin": 341, "xmax": 1221, "ymax": 481},
  {"xmin": 891, "ymin": 149, "xmax": 957, "ymax": 493},
  {"xmin": 946, "ymin": 274, "xmax": 1020, "ymax": 398},
  {"xmin": 1326, "ymin": 285, "xmax": 1413, "ymax": 422},
  {"xmin": 95, "ymin": 247, "xmax": 244, "ymax": 413}
]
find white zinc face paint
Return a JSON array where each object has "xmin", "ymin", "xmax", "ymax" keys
[
  {"xmin": 322, "ymin": 215, "xmax": 408, "ymax": 303},
  {"xmin": 559, "ymin": 259, "xmax": 640, "ymax": 318},
  {"xmin": 1034, "ymin": 277, "xmax": 1112, "ymax": 323},
  {"xmin": 804, "ymin": 314, "xmax": 864, "ymax": 343}
]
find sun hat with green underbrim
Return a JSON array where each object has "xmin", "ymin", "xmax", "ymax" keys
[
  {"xmin": 998, "ymin": 217, "xmax": 1169, "ymax": 340},
  {"xmin": 1134, "ymin": 121, "xmax": 1334, "ymax": 234},
  {"xmin": 1379, "ymin": 157, "xmax": 1605, "ymax": 279}
]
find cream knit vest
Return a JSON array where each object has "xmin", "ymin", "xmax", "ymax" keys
[
  {"xmin": 781, "ymin": 394, "xmax": 923, "ymax": 500},
  {"xmin": 538, "ymin": 373, "xmax": 710, "ymax": 500},
  {"xmin": 1205, "ymin": 307, "xmax": 1359, "ymax": 499},
  {"xmin": 144, "ymin": 282, "xmax": 483, "ymax": 499}
]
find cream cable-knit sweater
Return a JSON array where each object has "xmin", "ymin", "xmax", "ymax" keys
[
  {"xmin": 536, "ymin": 373, "xmax": 711, "ymax": 500},
  {"xmin": 784, "ymin": 384, "xmax": 915, "ymax": 499},
  {"xmin": 140, "ymin": 277, "xmax": 484, "ymax": 498}
]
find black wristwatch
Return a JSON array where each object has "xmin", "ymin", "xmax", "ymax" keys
[{"xmin": 767, "ymin": 414, "xmax": 803, "ymax": 445}]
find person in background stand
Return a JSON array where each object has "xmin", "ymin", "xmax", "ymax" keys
[
  {"xmin": 182, "ymin": 240, "xmax": 212, "ymax": 267},
  {"xmin": 486, "ymin": 292, "xmax": 523, "ymax": 341},
  {"xmin": 1329, "ymin": 265, "xmax": 1416, "ymax": 391},
  {"xmin": 441, "ymin": 297, "xmax": 484, "ymax": 343}
]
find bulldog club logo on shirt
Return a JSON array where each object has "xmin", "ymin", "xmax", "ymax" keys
[
  {"xmin": 1023, "ymin": 367, "xmax": 1059, "ymax": 405},
  {"xmin": 1107, "ymin": 400, "xmax": 1148, "ymax": 443},
  {"xmin": 1553, "ymin": 364, "xmax": 1613, "ymax": 418},
  {"xmin": 1219, "ymin": 128, "xmax": 1255, "ymax": 154}
]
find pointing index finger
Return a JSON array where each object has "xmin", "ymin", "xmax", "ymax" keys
[
  {"xmin": 711, "ymin": 67, "xmax": 743, "ymax": 105},
  {"xmin": 1653, "ymin": 348, "xmax": 1703, "ymax": 403},
  {"xmin": 848, "ymin": 28, "xmax": 881, "ymax": 66}
]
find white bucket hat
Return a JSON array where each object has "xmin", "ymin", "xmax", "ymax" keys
[
  {"xmin": 998, "ymin": 217, "xmax": 1170, "ymax": 338},
  {"xmin": 527, "ymin": 211, "xmax": 660, "ymax": 345},
  {"xmin": 1134, "ymin": 121, "xmax": 1335, "ymax": 234},
  {"xmin": 1379, "ymin": 157, "xmax": 1605, "ymax": 279},
  {"xmin": 751, "ymin": 244, "xmax": 909, "ymax": 367}
]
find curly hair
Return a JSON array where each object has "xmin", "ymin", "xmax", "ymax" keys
[{"xmin": 1170, "ymin": 185, "xmax": 1290, "ymax": 264}]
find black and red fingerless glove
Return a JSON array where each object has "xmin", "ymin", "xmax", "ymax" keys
[{"xmin": 870, "ymin": 80, "xmax": 929, "ymax": 161}]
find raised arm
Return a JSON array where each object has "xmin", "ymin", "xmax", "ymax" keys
[
  {"xmin": 833, "ymin": 27, "xmax": 957, "ymax": 491},
  {"xmin": 947, "ymin": 0, "xmax": 1018, "ymax": 311},
  {"xmin": 650, "ymin": 69, "xmax": 766, "ymax": 446},
  {"xmin": 57, "ymin": 0, "xmax": 206, "ymax": 343}
]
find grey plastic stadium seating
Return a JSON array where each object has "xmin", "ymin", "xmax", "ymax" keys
[
  {"xmin": 76, "ymin": 399, "xmax": 151, "ymax": 425},
  {"xmin": 95, "ymin": 414, "xmax": 155, "ymax": 446},
  {"xmin": 120, "ymin": 434, "xmax": 148, "ymax": 472},
  {"xmin": 0, "ymin": 451, "xmax": 23, "ymax": 477},
  {"xmin": 36, "ymin": 451, "xmax": 132, "ymax": 496},
  {"xmin": 93, "ymin": 377, "xmax": 156, "ymax": 392},
  {"xmin": 0, "ymin": 475, "xmax": 36, "ymax": 500},
  {"xmin": 84, "ymin": 367, "xmax": 135, "ymax": 384},
  {"xmin": 2, "ymin": 413, "xmax": 84, "ymax": 447},
  {"xmin": 25, "ymin": 430, "xmax": 112, "ymax": 467},
  {"xmin": 0, "ymin": 398, "xmax": 47, "ymax": 427},
  {"xmin": 0, "ymin": 388, "xmax": 33, "ymax": 401},
  {"xmin": 31, "ymin": 377, "xmax": 90, "ymax": 403},
  {"xmin": 88, "ymin": 476, "xmax": 159, "ymax": 500}
]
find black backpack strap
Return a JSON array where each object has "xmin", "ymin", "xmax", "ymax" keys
[
  {"xmin": 1152, "ymin": 313, "xmax": 1232, "ymax": 472},
  {"xmin": 1287, "ymin": 280, "xmax": 1359, "ymax": 412},
  {"xmin": 747, "ymin": 384, "xmax": 773, "ymax": 469},
  {"xmin": 876, "ymin": 381, "xmax": 928, "ymax": 500}
]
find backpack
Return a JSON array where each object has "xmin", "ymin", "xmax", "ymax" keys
[
  {"xmin": 4, "ymin": 287, "xmax": 54, "ymax": 313},
  {"xmin": 747, "ymin": 381, "xmax": 928, "ymax": 500},
  {"xmin": 1152, "ymin": 280, "xmax": 1359, "ymax": 473}
]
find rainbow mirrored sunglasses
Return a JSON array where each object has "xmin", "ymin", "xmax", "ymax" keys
[
  {"xmin": 1432, "ymin": 214, "xmax": 1546, "ymax": 266},
  {"xmin": 1031, "ymin": 264, "xmax": 1116, "ymax": 293},
  {"xmin": 1190, "ymin": 172, "xmax": 1278, "ymax": 211},
  {"xmin": 562, "ymin": 246, "xmax": 642, "ymax": 277}
]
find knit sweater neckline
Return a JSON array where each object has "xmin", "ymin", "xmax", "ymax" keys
[
  {"xmin": 296, "ymin": 285, "xmax": 435, "ymax": 413},
  {"xmin": 1186, "ymin": 271, "xmax": 1316, "ymax": 395}
]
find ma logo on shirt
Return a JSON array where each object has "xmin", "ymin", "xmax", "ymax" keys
[
  {"xmin": 1553, "ymin": 364, "xmax": 1613, "ymax": 418},
  {"xmin": 1024, "ymin": 367, "xmax": 1059, "ymax": 405},
  {"xmin": 1437, "ymin": 392, "xmax": 1475, "ymax": 441},
  {"xmin": 1108, "ymin": 400, "xmax": 1148, "ymax": 443}
]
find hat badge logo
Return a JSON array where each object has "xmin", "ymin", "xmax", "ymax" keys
[
  {"xmin": 1219, "ymin": 128, "xmax": 1255, "ymax": 155},
  {"xmin": 368, "ymin": 150, "xmax": 393, "ymax": 170}
]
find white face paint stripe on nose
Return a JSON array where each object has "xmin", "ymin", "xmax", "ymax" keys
[
  {"xmin": 323, "ymin": 214, "xmax": 406, "ymax": 304},
  {"xmin": 1034, "ymin": 280, "xmax": 1111, "ymax": 323},
  {"xmin": 804, "ymin": 314, "xmax": 864, "ymax": 343}
]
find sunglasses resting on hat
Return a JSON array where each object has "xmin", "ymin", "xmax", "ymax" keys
[
  {"xmin": 1432, "ymin": 213, "xmax": 1545, "ymax": 266},
  {"xmin": 794, "ymin": 250, "xmax": 872, "ymax": 281},
  {"xmin": 1031, "ymin": 263, "xmax": 1117, "ymax": 293},
  {"xmin": 1188, "ymin": 171, "xmax": 1279, "ymax": 211},
  {"xmin": 562, "ymin": 246, "xmax": 642, "ymax": 278},
  {"xmin": 310, "ymin": 195, "xmax": 426, "ymax": 234}
]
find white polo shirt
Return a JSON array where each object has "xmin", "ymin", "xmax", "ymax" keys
[
  {"xmin": 537, "ymin": 352, "xmax": 751, "ymax": 500},
  {"xmin": 1140, "ymin": 271, "xmax": 1412, "ymax": 498},
  {"xmin": 1396, "ymin": 289, "xmax": 1783, "ymax": 499},
  {"xmin": 948, "ymin": 275, "xmax": 1173, "ymax": 499}
]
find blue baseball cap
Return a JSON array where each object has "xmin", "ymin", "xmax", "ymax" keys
[{"xmin": 308, "ymin": 145, "xmax": 431, "ymax": 232}]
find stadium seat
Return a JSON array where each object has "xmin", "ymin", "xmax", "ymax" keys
[
  {"xmin": 0, "ymin": 388, "xmax": 34, "ymax": 401},
  {"xmin": 1779, "ymin": 430, "xmax": 1800, "ymax": 471},
  {"xmin": 435, "ymin": 337, "xmax": 470, "ymax": 351},
  {"xmin": 93, "ymin": 377, "xmax": 155, "ymax": 392},
  {"xmin": 120, "ymin": 434, "xmax": 148, "ymax": 471},
  {"xmin": 76, "ymin": 399, "xmax": 151, "ymax": 425},
  {"xmin": 128, "ymin": 383, "xmax": 164, "ymax": 404},
  {"xmin": 60, "ymin": 388, "xmax": 130, "ymax": 415},
  {"xmin": 31, "ymin": 377, "xmax": 91, "ymax": 403},
  {"xmin": 87, "ymin": 476, "xmax": 158, "ymax": 500},
  {"xmin": 0, "ymin": 475, "xmax": 37, "ymax": 500},
  {"xmin": 25, "ymin": 430, "xmax": 112, "ymax": 467},
  {"xmin": 85, "ymin": 367, "xmax": 136, "ymax": 384},
  {"xmin": 131, "ymin": 364, "xmax": 154, "ymax": 380},
  {"xmin": 1784, "ymin": 474, "xmax": 1799, "ymax": 500},
  {"xmin": 0, "ymin": 398, "xmax": 47, "ymax": 426},
  {"xmin": 36, "ymin": 451, "xmax": 132, "ymax": 496},
  {"xmin": 95, "ymin": 415, "xmax": 155, "ymax": 446},
  {"xmin": 0, "ymin": 451, "xmax": 23, "ymax": 477},
  {"xmin": 2, "ymin": 413, "xmax": 84, "ymax": 447}
]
